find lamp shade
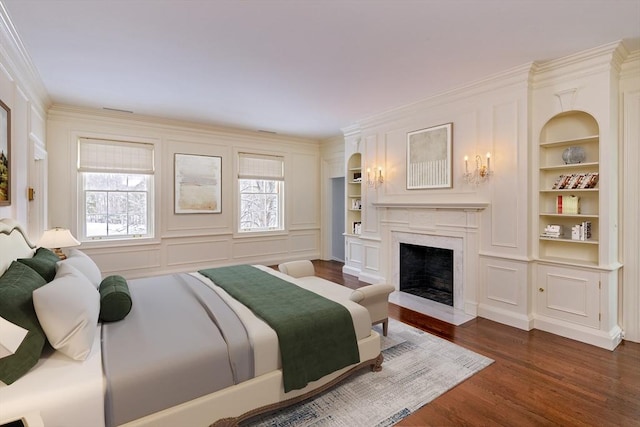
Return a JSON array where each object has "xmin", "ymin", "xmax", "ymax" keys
[{"xmin": 37, "ymin": 227, "xmax": 80, "ymax": 250}]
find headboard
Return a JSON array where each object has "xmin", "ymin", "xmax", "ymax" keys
[{"xmin": 0, "ymin": 218, "xmax": 36, "ymax": 276}]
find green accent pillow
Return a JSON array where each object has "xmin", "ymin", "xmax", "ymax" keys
[
  {"xmin": 17, "ymin": 247, "xmax": 60, "ymax": 282},
  {"xmin": 0, "ymin": 261, "xmax": 48, "ymax": 385},
  {"xmin": 99, "ymin": 275, "xmax": 132, "ymax": 322}
]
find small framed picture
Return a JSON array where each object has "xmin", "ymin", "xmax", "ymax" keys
[{"xmin": 0, "ymin": 99, "xmax": 10, "ymax": 206}]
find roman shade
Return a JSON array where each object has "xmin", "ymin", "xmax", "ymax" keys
[
  {"xmin": 78, "ymin": 138, "xmax": 154, "ymax": 174},
  {"xmin": 238, "ymin": 153, "xmax": 284, "ymax": 181}
]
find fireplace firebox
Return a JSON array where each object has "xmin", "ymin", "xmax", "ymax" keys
[{"xmin": 399, "ymin": 243, "xmax": 454, "ymax": 306}]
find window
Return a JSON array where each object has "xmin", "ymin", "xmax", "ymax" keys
[
  {"xmin": 78, "ymin": 138, "xmax": 154, "ymax": 241},
  {"xmin": 238, "ymin": 152, "xmax": 284, "ymax": 232}
]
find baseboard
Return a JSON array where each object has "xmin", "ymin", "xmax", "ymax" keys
[
  {"xmin": 342, "ymin": 265, "xmax": 360, "ymax": 277},
  {"xmin": 477, "ymin": 304, "xmax": 534, "ymax": 331},
  {"xmin": 533, "ymin": 315, "xmax": 623, "ymax": 350},
  {"xmin": 358, "ymin": 271, "xmax": 384, "ymax": 285}
]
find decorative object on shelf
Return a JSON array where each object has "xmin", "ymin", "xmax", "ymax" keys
[
  {"xmin": 463, "ymin": 153, "xmax": 492, "ymax": 185},
  {"xmin": 366, "ymin": 167, "xmax": 384, "ymax": 188},
  {"xmin": 351, "ymin": 199, "xmax": 362, "ymax": 210},
  {"xmin": 562, "ymin": 146, "xmax": 586, "ymax": 164},
  {"xmin": 353, "ymin": 172, "xmax": 362, "ymax": 182},
  {"xmin": 37, "ymin": 227, "xmax": 81, "ymax": 259},
  {"xmin": 407, "ymin": 123, "xmax": 452, "ymax": 189},
  {"xmin": 174, "ymin": 153, "xmax": 222, "ymax": 214},
  {"xmin": 0, "ymin": 99, "xmax": 10, "ymax": 206}
]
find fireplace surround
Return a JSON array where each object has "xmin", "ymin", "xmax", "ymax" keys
[{"xmin": 392, "ymin": 231, "xmax": 464, "ymax": 311}]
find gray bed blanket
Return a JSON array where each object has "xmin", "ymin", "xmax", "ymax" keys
[{"xmin": 101, "ymin": 273, "xmax": 253, "ymax": 427}]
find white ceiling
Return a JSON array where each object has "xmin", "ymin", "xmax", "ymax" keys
[{"xmin": 2, "ymin": 0, "xmax": 639, "ymax": 139}]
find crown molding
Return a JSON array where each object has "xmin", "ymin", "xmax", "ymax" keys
[
  {"xmin": 0, "ymin": 3, "xmax": 50, "ymax": 111},
  {"xmin": 352, "ymin": 62, "xmax": 533, "ymax": 133},
  {"xmin": 532, "ymin": 40, "xmax": 627, "ymax": 88},
  {"xmin": 47, "ymin": 104, "xmax": 322, "ymax": 147}
]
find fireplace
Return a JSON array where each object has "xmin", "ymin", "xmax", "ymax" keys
[
  {"xmin": 391, "ymin": 231, "xmax": 465, "ymax": 312},
  {"xmin": 400, "ymin": 243, "xmax": 454, "ymax": 306}
]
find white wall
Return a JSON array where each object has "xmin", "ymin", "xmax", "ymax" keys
[
  {"xmin": 0, "ymin": 5, "xmax": 49, "ymax": 239},
  {"xmin": 345, "ymin": 63, "xmax": 532, "ymax": 301},
  {"xmin": 332, "ymin": 42, "xmax": 639, "ymax": 345},
  {"xmin": 46, "ymin": 106, "xmax": 322, "ymax": 278}
]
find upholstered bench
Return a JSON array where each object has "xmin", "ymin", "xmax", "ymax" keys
[{"xmin": 278, "ymin": 260, "xmax": 395, "ymax": 336}]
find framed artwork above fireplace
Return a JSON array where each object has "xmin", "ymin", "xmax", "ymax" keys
[{"xmin": 407, "ymin": 122, "xmax": 453, "ymax": 189}]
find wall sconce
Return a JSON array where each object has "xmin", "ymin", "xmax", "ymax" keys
[
  {"xmin": 463, "ymin": 153, "xmax": 492, "ymax": 185},
  {"xmin": 37, "ymin": 227, "xmax": 80, "ymax": 259},
  {"xmin": 367, "ymin": 167, "xmax": 384, "ymax": 188}
]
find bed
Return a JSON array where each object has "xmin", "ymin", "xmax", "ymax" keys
[{"xmin": 0, "ymin": 218, "xmax": 383, "ymax": 427}]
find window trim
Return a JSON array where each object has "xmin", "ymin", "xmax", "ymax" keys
[
  {"xmin": 75, "ymin": 135, "xmax": 159, "ymax": 245},
  {"xmin": 236, "ymin": 151, "xmax": 286, "ymax": 235}
]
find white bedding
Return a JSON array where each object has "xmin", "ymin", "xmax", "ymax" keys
[
  {"xmin": 0, "ymin": 266, "xmax": 376, "ymax": 427},
  {"xmin": 0, "ymin": 325, "xmax": 105, "ymax": 427},
  {"xmin": 190, "ymin": 266, "xmax": 372, "ymax": 377}
]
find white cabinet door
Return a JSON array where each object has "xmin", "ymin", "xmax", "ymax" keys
[{"xmin": 536, "ymin": 264, "xmax": 600, "ymax": 329}]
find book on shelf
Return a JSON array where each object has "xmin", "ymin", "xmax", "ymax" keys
[
  {"xmin": 556, "ymin": 195, "xmax": 579, "ymax": 214},
  {"xmin": 352, "ymin": 221, "xmax": 362, "ymax": 235},
  {"xmin": 551, "ymin": 172, "xmax": 599, "ymax": 190},
  {"xmin": 541, "ymin": 224, "xmax": 563, "ymax": 238},
  {"xmin": 579, "ymin": 172, "xmax": 599, "ymax": 189},
  {"xmin": 571, "ymin": 221, "xmax": 592, "ymax": 241}
]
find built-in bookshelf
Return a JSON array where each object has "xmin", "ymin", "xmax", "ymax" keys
[
  {"xmin": 538, "ymin": 111, "xmax": 600, "ymax": 266},
  {"xmin": 346, "ymin": 153, "xmax": 362, "ymax": 236}
]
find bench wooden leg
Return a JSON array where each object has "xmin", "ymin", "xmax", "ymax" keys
[{"xmin": 382, "ymin": 319, "xmax": 388, "ymax": 336}]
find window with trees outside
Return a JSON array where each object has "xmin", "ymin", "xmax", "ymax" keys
[
  {"xmin": 78, "ymin": 138, "xmax": 154, "ymax": 241},
  {"xmin": 238, "ymin": 152, "xmax": 284, "ymax": 233}
]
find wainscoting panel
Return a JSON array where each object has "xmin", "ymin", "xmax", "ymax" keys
[
  {"xmin": 346, "ymin": 237, "xmax": 363, "ymax": 269},
  {"xmin": 490, "ymin": 100, "xmax": 520, "ymax": 249},
  {"xmin": 89, "ymin": 247, "xmax": 162, "ymax": 276},
  {"xmin": 486, "ymin": 264, "xmax": 519, "ymax": 306},
  {"xmin": 290, "ymin": 152, "xmax": 320, "ymax": 228},
  {"xmin": 166, "ymin": 238, "xmax": 230, "ymax": 266},
  {"xmin": 289, "ymin": 230, "xmax": 321, "ymax": 254},
  {"xmin": 232, "ymin": 237, "xmax": 289, "ymax": 260},
  {"xmin": 478, "ymin": 255, "xmax": 531, "ymax": 330}
]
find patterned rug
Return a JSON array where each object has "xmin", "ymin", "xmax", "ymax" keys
[{"xmin": 244, "ymin": 319, "xmax": 494, "ymax": 427}]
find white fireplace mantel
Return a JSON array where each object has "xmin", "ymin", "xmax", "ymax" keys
[
  {"xmin": 375, "ymin": 199, "xmax": 488, "ymax": 324},
  {"xmin": 373, "ymin": 201, "xmax": 488, "ymax": 210}
]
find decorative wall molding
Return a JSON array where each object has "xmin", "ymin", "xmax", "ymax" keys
[
  {"xmin": 0, "ymin": 4, "xmax": 50, "ymax": 112},
  {"xmin": 356, "ymin": 63, "xmax": 533, "ymax": 132},
  {"xmin": 373, "ymin": 201, "xmax": 488, "ymax": 210},
  {"xmin": 532, "ymin": 40, "xmax": 627, "ymax": 88}
]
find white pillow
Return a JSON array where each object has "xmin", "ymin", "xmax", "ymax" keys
[
  {"xmin": 0, "ymin": 316, "xmax": 28, "ymax": 359},
  {"xmin": 59, "ymin": 249, "xmax": 102, "ymax": 288},
  {"xmin": 33, "ymin": 263, "xmax": 100, "ymax": 361}
]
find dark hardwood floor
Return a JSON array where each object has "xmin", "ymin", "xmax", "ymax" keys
[{"xmin": 310, "ymin": 260, "xmax": 640, "ymax": 427}]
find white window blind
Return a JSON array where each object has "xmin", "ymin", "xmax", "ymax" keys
[
  {"xmin": 78, "ymin": 138, "xmax": 154, "ymax": 174},
  {"xmin": 238, "ymin": 153, "xmax": 284, "ymax": 181}
]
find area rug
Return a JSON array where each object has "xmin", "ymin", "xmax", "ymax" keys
[{"xmin": 243, "ymin": 318, "xmax": 494, "ymax": 427}]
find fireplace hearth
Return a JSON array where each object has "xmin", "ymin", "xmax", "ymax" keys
[{"xmin": 400, "ymin": 243, "xmax": 454, "ymax": 306}]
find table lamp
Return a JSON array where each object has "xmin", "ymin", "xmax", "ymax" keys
[{"xmin": 37, "ymin": 227, "xmax": 80, "ymax": 259}]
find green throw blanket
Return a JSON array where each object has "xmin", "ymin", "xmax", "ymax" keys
[{"xmin": 199, "ymin": 265, "xmax": 360, "ymax": 392}]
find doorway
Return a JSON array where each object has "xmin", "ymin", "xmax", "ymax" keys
[{"xmin": 331, "ymin": 177, "xmax": 345, "ymax": 261}]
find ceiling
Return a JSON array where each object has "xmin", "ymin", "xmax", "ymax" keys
[{"xmin": 2, "ymin": 0, "xmax": 639, "ymax": 140}]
